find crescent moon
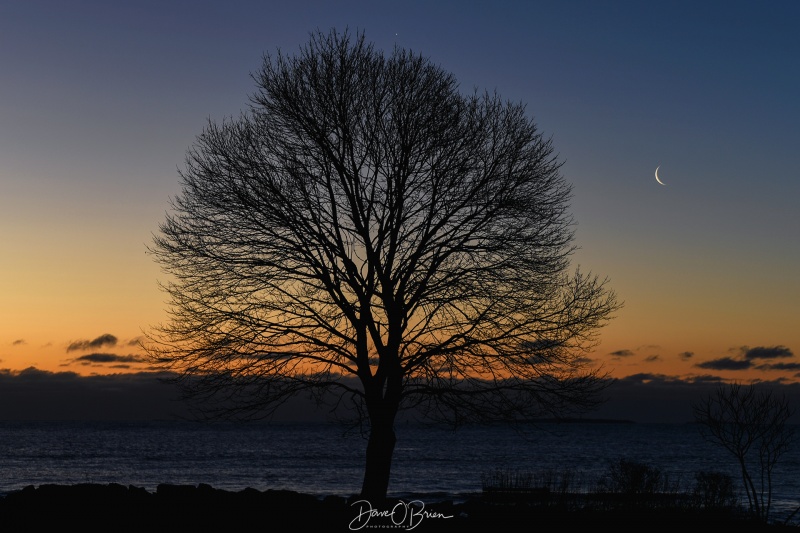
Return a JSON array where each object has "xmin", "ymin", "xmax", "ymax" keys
[{"xmin": 655, "ymin": 166, "xmax": 665, "ymax": 186}]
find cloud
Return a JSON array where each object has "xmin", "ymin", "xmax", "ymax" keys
[
  {"xmin": 12, "ymin": 339, "xmax": 26, "ymax": 346},
  {"xmin": 590, "ymin": 373, "xmax": 800, "ymax": 423},
  {"xmin": 689, "ymin": 347, "xmax": 794, "ymax": 373},
  {"xmin": 618, "ymin": 373, "xmax": 723, "ymax": 386},
  {"xmin": 610, "ymin": 349, "xmax": 635, "ymax": 357},
  {"xmin": 11, "ymin": 367, "xmax": 76, "ymax": 380},
  {"xmin": 695, "ymin": 357, "xmax": 752, "ymax": 371},
  {"xmin": 0, "ymin": 367, "xmax": 331, "ymax": 422},
  {"xmin": 0, "ymin": 365, "xmax": 798, "ymax": 425},
  {"xmin": 0, "ymin": 368, "xmax": 189, "ymax": 420},
  {"xmin": 127, "ymin": 337, "xmax": 145, "ymax": 347},
  {"xmin": 687, "ymin": 374, "xmax": 726, "ymax": 384},
  {"xmin": 67, "ymin": 334, "xmax": 118, "ymax": 352},
  {"xmin": 619, "ymin": 373, "xmax": 673, "ymax": 384},
  {"xmin": 679, "ymin": 351, "xmax": 694, "ymax": 360},
  {"xmin": 743, "ymin": 345, "xmax": 794, "ymax": 360},
  {"xmin": 757, "ymin": 362, "xmax": 800, "ymax": 371},
  {"xmin": 73, "ymin": 353, "xmax": 147, "ymax": 364},
  {"xmin": 644, "ymin": 355, "xmax": 661, "ymax": 363}
]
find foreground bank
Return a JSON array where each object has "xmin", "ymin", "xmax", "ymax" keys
[{"xmin": 0, "ymin": 483, "xmax": 798, "ymax": 532}]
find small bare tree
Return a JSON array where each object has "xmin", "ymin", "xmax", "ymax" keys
[
  {"xmin": 147, "ymin": 29, "xmax": 619, "ymax": 500},
  {"xmin": 692, "ymin": 383, "xmax": 795, "ymax": 522}
]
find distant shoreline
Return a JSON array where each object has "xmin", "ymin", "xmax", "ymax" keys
[{"xmin": 523, "ymin": 417, "xmax": 636, "ymax": 424}]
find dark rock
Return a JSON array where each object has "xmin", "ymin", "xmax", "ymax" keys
[{"xmin": 0, "ymin": 484, "xmax": 796, "ymax": 533}]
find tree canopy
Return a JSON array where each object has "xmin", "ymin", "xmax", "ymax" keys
[{"xmin": 147, "ymin": 29, "xmax": 620, "ymax": 498}]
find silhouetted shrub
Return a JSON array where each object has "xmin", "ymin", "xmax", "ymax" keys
[
  {"xmin": 593, "ymin": 459, "xmax": 686, "ymax": 510},
  {"xmin": 693, "ymin": 383, "xmax": 795, "ymax": 522},
  {"xmin": 597, "ymin": 459, "xmax": 665, "ymax": 495},
  {"xmin": 536, "ymin": 467, "xmax": 585, "ymax": 496},
  {"xmin": 481, "ymin": 467, "xmax": 586, "ymax": 496},
  {"xmin": 481, "ymin": 469, "xmax": 536, "ymax": 492},
  {"xmin": 693, "ymin": 470, "xmax": 738, "ymax": 510}
]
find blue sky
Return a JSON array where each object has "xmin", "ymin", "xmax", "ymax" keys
[{"xmin": 1, "ymin": 1, "xmax": 799, "ymax": 417}]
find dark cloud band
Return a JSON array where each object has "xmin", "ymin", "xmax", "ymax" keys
[
  {"xmin": 73, "ymin": 353, "xmax": 146, "ymax": 364},
  {"xmin": 66, "ymin": 334, "xmax": 118, "ymax": 352},
  {"xmin": 610, "ymin": 349, "xmax": 635, "ymax": 357},
  {"xmin": 695, "ymin": 357, "xmax": 752, "ymax": 371},
  {"xmin": 744, "ymin": 345, "xmax": 794, "ymax": 360}
]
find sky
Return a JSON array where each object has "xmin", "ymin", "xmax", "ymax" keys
[{"xmin": 1, "ymin": 0, "xmax": 798, "ymax": 421}]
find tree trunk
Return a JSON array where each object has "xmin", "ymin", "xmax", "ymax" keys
[{"xmin": 360, "ymin": 404, "xmax": 398, "ymax": 500}]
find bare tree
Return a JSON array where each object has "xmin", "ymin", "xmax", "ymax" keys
[
  {"xmin": 692, "ymin": 383, "xmax": 795, "ymax": 522},
  {"xmin": 146, "ymin": 29, "xmax": 619, "ymax": 500}
]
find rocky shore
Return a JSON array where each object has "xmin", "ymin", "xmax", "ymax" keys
[{"xmin": 0, "ymin": 483, "xmax": 797, "ymax": 532}]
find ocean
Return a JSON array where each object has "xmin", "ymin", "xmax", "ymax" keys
[{"xmin": 0, "ymin": 420, "xmax": 798, "ymax": 521}]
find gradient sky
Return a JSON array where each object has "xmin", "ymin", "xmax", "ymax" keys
[{"xmin": 2, "ymin": 1, "xmax": 799, "ymax": 401}]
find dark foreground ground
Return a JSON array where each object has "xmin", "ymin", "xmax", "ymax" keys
[{"xmin": 0, "ymin": 484, "xmax": 798, "ymax": 532}]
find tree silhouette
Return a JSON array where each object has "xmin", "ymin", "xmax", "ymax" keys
[
  {"xmin": 147, "ymin": 29, "xmax": 619, "ymax": 499},
  {"xmin": 692, "ymin": 383, "xmax": 795, "ymax": 522}
]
